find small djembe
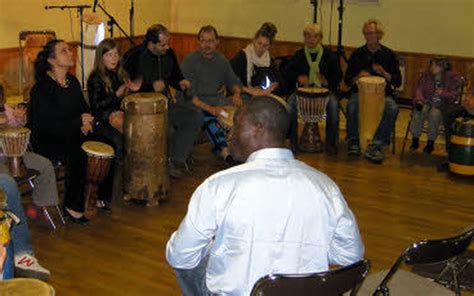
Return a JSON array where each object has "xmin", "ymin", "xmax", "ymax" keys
[{"xmin": 296, "ymin": 87, "xmax": 330, "ymax": 153}]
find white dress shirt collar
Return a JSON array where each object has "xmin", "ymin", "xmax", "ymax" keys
[{"xmin": 246, "ymin": 147, "xmax": 294, "ymax": 163}]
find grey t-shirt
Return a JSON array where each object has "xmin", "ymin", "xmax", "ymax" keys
[{"xmin": 181, "ymin": 50, "xmax": 242, "ymax": 107}]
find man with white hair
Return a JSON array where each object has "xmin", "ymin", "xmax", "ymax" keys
[
  {"xmin": 283, "ymin": 24, "xmax": 342, "ymax": 154},
  {"xmin": 344, "ymin": 19, "xmax": 401, "ymax": 164}
]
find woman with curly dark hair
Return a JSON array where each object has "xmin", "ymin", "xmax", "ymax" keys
[{"xmin": 28, "ymin": 39, "xmax": 93, "ymax": 224}]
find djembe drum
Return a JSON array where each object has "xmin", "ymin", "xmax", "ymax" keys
[
  {"xmin": 0, "ymin": 278, "xmax": 55, "ymax": 295},
  {"xmin": 449, "ymin": 118, "xmax": 474, "ymax": 176},
  {"xmin": 296, "ymin": 87, "xmax": 330, "ymax": 153},
  {"xmin": 357, "ymin": 76, "xmax": 386, "ymax": 152},
  {"xmin": 123, "ymin": 93, "xmax": 168, "ymax": 206},
  {"xmin": 218, "ymin": 106, "xmax": 237, "ymax": 133},
  {"xmin": 0, "ymin": 127, "xmax": 31, "ymax": 177},
  {"xmin": 82, "ymin": 141, "xmax": 115, "ymax": 218}
]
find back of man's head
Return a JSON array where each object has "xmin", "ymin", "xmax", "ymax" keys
[
  {"xmin": 145, "ymin": 24, "xmax": 168, "ymax": 44},
  {"xmin": 244, "ymin": 96, "xmax": 289, "ymax": 144}
]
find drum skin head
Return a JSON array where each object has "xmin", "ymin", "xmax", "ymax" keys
[
  {"xmin": 296, "ymin": 87, "xmax": 330, "ymax": 98},
  {"xmin": 81, "ymin": 141, "xmax": 115, "ymax": 158},
  {"xmin": 0, "ymin": 126, "xmax": 30, "ymax": 136},
  {"xmin": 123, "ymin": 92, "xmax": 168, "ymax": 104},
  {"xmin": 358, "ymin": 76, "xmax": 386, "ymax": 85}
]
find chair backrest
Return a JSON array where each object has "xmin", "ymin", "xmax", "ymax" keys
[
  {"xmin": 250, "ymin": 259, "xmax": 370, "ymax": 296},
  {"xmin": 373, "ymin": 228, "xmax": 474, "ymax": 296},
  {"xmin": 404, "ymin": 227, "xmax": 473, "ymax": 266}
]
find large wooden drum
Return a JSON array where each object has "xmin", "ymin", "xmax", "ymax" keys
[
  {"xmin": 449, "ymin": 118, "xmax": 474, "ymax": 176},
  {"xmin": 357, "ymin": 76, "xmax": 386, "ymax": 151},
  {"xmin": 123, "ymin": 93, "xmax": 169, "ymax": 206}
]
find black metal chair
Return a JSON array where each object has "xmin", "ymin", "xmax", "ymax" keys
[
  {"xmin": 250, "ymin": 259, "xmax": 370, "ymax": 296},
  {"xmin": 373, "ymin": 228, "xmax": 474, "ymax": 296},
  {"xmin": 15, "ymin": 168, "xmax": 65, "ymax": 230}
]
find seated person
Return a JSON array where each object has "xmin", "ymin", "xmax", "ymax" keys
[
  {"xmin": 0, "ymin": 173, "xmax": 50, "ymax": 280},
  {"xmin": 230, "ymin": 22, "xmax": 281, "ymax": 99},
  {"xmin": 28, "ymin": 40, "xmax": 93, "ymax": 224},
  {"xmin": 87, "ymin": 39, "xmax": 142, "ymax": 211},
  {"xmin": 344, "ymin": 19, "xmax": 401, "ymax": 164},
  {"xmin": 123, "ymin": 24, "xmax": 200, "ymax": 178},
  {"xmin": 181, "ymin": 25, "xmax": 243, "ymax": 164},
  {"xmin": 0, "ymin": 84, "xmax": 59, "ymax": 220},
  {"xmin": 166, "ymin": 96, "xmax": 364, "ymax": 295},
  {"xmin": 438, "ymin": 64, "xmax": 474, "ymax": 170},
  {"xmin": 410, "ymin": 57, "xmax": 461, "ymax": 154},
  {"xmin": 283, "ymin": 24, "xmax": 342, "ymax": 153}
]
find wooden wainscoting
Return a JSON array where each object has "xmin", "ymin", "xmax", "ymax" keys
[{"xmin": 1, "ymin": 32, "xmax": 472, "ymax": 100}]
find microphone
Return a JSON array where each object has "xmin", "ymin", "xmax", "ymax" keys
[{"xmin": 92, "ymin": 0, "xmax": 98, "ymax": 12}]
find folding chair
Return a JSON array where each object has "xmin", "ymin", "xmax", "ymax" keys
[
  {"xmin": 370, "ymin": 228, "xmax": 474, "ymax": 296},
  {"xmin": 250, "ymin": 259, "xmax": 370, "ymax": 296}
]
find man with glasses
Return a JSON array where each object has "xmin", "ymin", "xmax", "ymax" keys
[
  {"xmin": 344, "ymin": 19, "xmax": 401, "ymax": 164},
  {"xmin": 123, "ymin": 24, "xmax": 201, "ymax": 178},
  {"xmin": 179, "ymin": 25, "xmax": 243, "ymax": 165}
]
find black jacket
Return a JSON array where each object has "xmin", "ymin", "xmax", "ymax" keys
[
  {"xmin": 28, "ymin": 73, "xmax": 89, "ymax": 161},
  {"xmin": 283, "ymin": 47, "xmax": 342, "ymax": 93},
  {"xmin": 87, "ymin": 70, "xmax": 122, "ymax": 127},
  {"xmin": 123, "ymin": 43, "xmax": 184, "ymax": 93},
  {"xmin": 344, "ymin": 44, "xmax": 401, "ymax": 95}
]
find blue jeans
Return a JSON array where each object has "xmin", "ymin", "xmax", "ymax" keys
[
  {"xmin": 346, "ymin": 93, "xmax": 399, "ymax": 146},
  {"xmin": 174, "ymin": 254, "xmax": 211, "ymax": 296},
  {"xmin": 0, "ymin": 174, "xmax": 33, "ymax": 256},
  {"xmin": 288, "ymin": 92, "xmax": 339, "ymax": 147}
]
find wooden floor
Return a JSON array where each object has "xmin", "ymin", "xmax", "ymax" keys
[{"xmin": 29, "ymin": 141, "xmax": 473, "ymax": 296}]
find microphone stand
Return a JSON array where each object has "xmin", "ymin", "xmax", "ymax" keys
[
  {"xmin": 310, "ymin": 0, "xmax": 318, "ymax": 23},
  {"xmin": 96, "ymin": 4, "xmax": 135, "ymax": 45},
  {"xmin": 337, "ymin": 0, "xmax": 348, "ymax": 64},
  {"xmin": 130, "ymin": 0, "xmax": 135, "ymax": 38},
  {"xmin": 45, "ymin": 4, "xmax": 90, "ymax": 89}
]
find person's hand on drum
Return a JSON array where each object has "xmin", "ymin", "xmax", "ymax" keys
[
  {"xmin": 153, "ymin": 80, "xmax": 166, "ymax": 93},
  {"xmin": 297, "ymin": 74, "xmax": 309, "ymax": 87},
  {"xmin": 372, "ymin": 64, "xmax": 391, "ymax": 81},
  {"xmin": 231, "ymin": 94, "xmax": 243, "ymax": 107},
  {"xmin": 108, "ymin": 111, "xmax": 124, "ymax": 132},
  {"xmin": 179, "ymin": 79, "xmax": 191, "ymax": 90},
  {"xmin": 127, "ymin": 78, "xmax": 143, "ymax": 92},
  {"xmin": 209, "ymin": 105, "xmax": 226, "ymax": 118},
  {"xmin": 316, "ymin": 73, "xmax": 328, "ymax": 86}
]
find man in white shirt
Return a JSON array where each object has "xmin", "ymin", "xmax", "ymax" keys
[{"xmin": 166, "ymin": 96, "xmax": 364, "ymax": 296}]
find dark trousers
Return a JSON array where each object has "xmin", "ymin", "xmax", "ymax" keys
[
  {"xmin": 63, "ymin": 144, "xmax": 86, "ymax": 212},
  {"xmin": 168, "ymin": 104, "xmax": 202, "ymax": 163}
]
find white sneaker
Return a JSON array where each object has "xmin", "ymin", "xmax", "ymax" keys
[{"xmin": 14, "ymin": 253, "xmax": 51, "ymax": 281}]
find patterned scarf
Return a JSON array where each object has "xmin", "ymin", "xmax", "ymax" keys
[{"xmin": 304, "ymin": 44, "xmax": 323, "ymax": 87}]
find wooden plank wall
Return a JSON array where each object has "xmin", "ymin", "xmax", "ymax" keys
[{"xmin": 1, "ymin": 32, "xmax": 473, "ymax": 99}]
